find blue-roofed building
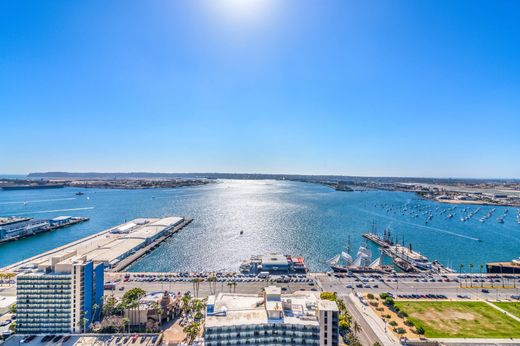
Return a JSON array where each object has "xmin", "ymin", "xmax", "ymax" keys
[{"xmin": 16, "ymin": 251, "xmax": 104, "ymax": 334}]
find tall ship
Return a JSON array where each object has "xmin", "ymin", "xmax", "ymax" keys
[
  {"xmin": 328, "ymin": 236, "xmax": 393, "ymax": 273},
  {"xmin": 383, "ymin": 244, "xmax": 432, "ymax": 271}
]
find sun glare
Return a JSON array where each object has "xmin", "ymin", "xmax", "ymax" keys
[{"xmin": 210, "ymin": 0, "xmax": 274, "ymax": 23}]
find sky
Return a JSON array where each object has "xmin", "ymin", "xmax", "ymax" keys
[{"xmin": 1, "ymin": 0, "xmax": 519, "ymax": 178}]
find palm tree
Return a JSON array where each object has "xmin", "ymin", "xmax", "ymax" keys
[
  {"xmin": 227, "ymin": 282, "xmax": 233, "ymax": 293},
  {"xmin": 122, "ymin": 317, "xmax": 130, "ymax": 333},
  {"xmin": 92, "ymin": 303, "xmax": 100, "ymax": 322},
  {"xmin": 150, "ymin": 301, "xmax": 163, "ymax": 326},
  {"xmin": 480, "ymin": 264, "xmax": 484, "ymax": 288},
  {"xmin": 469, "ymin": 264, "xmax": 474, "ymax": 287},
  {"xmin": 183, "ymin": 322, "xmax": 200, "ymax": 344},
  {"xmin": 459, "ymin": 264, "xmax": 464, "ymax": 287},
  {"xmin": 191, "ymin": 278, "xmax": 203, "ymax": 298},
  {"xmin": 208, "ymin": 274, "xmax": 217, "ymax": 295},
  {"xmin": 353, "ymin": 320, "xmax": 361, "ymax": 335}
]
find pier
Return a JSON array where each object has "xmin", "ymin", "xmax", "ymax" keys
[
  {"xmin": 2, "ymin": 216, "xmax": 192, "ymax": 273},
  {"xmin": 364, "ymin": 232, "xmax": 454, "ymax": 274},
  {"xmin": 109, "ymin": 217, "xmax": 193, "ymax": 272}
]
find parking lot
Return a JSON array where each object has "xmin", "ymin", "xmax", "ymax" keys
[
  {"xmin": 4, "ymin": 334, "xmax": 159, "ymax": 346},
  {"xmin": 314, "ymin": 272, "xmax": 520, "ymax": 301},
  {"xmin": 105, "ymin": 272, "xmax": 319, "ymax": 298}
]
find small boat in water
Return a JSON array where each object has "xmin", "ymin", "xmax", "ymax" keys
[{"xmin": 75, "ymin": 192, "xmax": 84, "ymax": 196}]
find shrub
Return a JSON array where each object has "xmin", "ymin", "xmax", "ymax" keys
[
  {"xmin": 339, "ymin": 319, "xmax": 350, "ymax": 333},
  {"xmin": 394, "ymin": 327, "xmax": 406, "ymax": 334},
  {"xmin": 384, "ymin": 297, "xmax": 395, "ymax": 306},
  {"xmin": 367, "ymin": 293, "xmax": 375, "ymax": 300},
  {"xmin": 379, "ymin": 292, "xmax": 389, "ymax": 299},
  {"xmin": 320, "ymin": 292, "xmax": 337, "ymax": 301},
  {"xmin": 389, "ymin": 320, "xmax": 398, "ymax": 327},
  {"xmin": 404, "ymin": 320, "xmax": 415, "ymax": 327},
  {"xmin": 416, "ymin": 326, "xmax": 425, "ymax": 335}
]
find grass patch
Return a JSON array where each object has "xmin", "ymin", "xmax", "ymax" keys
[
  {"xmin": 394, "ymin": 301, "xmax": 520, "ymax": 338},
  {"xmin": 494, "ymin": 302, "xmax": 520, "ymax": 319}
]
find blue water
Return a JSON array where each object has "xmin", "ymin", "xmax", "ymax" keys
[{"xmin": 0, "ymin": 180, "xmax": 518, "ymax": 272}]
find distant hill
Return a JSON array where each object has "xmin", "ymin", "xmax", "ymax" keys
[{"xmin": 27, "ymin": 172, "xmax": 517, "ymax": 184}]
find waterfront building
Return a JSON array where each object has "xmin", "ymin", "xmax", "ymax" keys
[
  {"xmin": 16, "ymin": 252, "xmax": 104, "ymax": 334},
  {"xmin": 204, "ymin": 286, "xmax": 339, "ymax": 346},
  {"xmin": 0, "ymin": 218, "xmax": 50, "ymax": 241},
  {"xmin": 487, "ymin": 257, "xmax": 520, "ymax": 274},
  {"xmin": 8, "ymin": 217, "xmax": 185, "ymax": 272}
]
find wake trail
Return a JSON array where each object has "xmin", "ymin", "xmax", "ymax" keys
[
  {"xmin": 0, "ymin": 198, "xmax": 76, "ymax": 205},
  {"xmin": 6, "ymin": 207, "xmax": 94, "ymax": 216}
]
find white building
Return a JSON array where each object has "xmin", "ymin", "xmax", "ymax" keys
[{"xmin": 204, "ymin": 286, "xmax": 339, "ymax": 346}]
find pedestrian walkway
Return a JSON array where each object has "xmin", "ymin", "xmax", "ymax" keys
[
  {"xmin": 483, "ymin": 300, "xmax": 520, "ymax": 323},
  {"xmin": 347, "ymin": 293, "xmax": 400, "ymax": 346}
]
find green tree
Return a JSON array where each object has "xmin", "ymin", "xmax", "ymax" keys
[
  {"xmin": 338, "ymin": 319, "xmax": 350, "ymax": 333},
  {"xmin": 122, "ymin": 317, "xmax": 130, "ymax": 333},
  {"xmin": 8, "ymin": 303, "xmax": 16, "ymax": 314},
  {"xmin": 320, "ymin": 292, "xmax": 337, "ymax": 301},
  {"xmin": 121, "ymin": 287, "xmax": 146, "ymax": 306},
  {"xmin": 151, "ymin": 301, "xmax": 163, "ymax": 325},
  {"xmin": 384, "ymin": 297, "xmax": 395, "ymax": 306},
  {"xmin": 336, "ymin": 298, "xmax": 346, "ymax": 312},
  {"xmin": 103, "ymin": 295, "xmax": 119, "ymax": 317},
  {"xmin": 8, "ymin": 321, "xmax": 16, "ymax": 333},
  {"xmin": 191, "ymin": 278, "xmax": 203, "ymax": 298},
  {"xmin": 183, "ymin": 322, "xmax": 201, "ymax": 343}
]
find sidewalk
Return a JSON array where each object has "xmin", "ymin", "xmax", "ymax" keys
[{"xmin": 347, "ymin": 293, "xmax": 401, "ymax": 346}]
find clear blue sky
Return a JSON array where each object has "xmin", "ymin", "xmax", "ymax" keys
[{"xmin": 1, "ymin": 0, "xmax": 519, "ymax": 178}]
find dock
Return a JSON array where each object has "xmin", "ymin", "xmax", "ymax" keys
[
  {"xmin": 2, "ymin": 216, "xmax": 192, "ymax": 273},
  {"xmin": 0, "ymin": 216, "xmax": 89, "ymax": 243},
  {"xmin": 362, "ymin": 232, "xmax": 393, "ymax": 248},
  {"xmin": 364, "ymin": 232, "xmax": 453, "ymax": 274},
  {"xmin": 109, "ymin": 217, "xmax": 193, "ymax": 272}
]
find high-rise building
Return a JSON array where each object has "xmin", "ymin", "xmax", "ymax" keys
[
  {"xmin": 204, "ymin": 286, "xmax": 339, "ymax": 346},
  {"xmin": 16, "ymin": 251, "xmax": 104, "ymax": 334}
]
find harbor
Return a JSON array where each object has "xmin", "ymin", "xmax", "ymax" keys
[
  {"xmin": 0, "ymin": 181, "xmax": 519, "ymax": 272},
  {"xmin": 1, "ymin": 216, "xmax": 192, "ymax": 273}
]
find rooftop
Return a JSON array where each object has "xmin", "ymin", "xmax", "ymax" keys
[
  {"xmin": 9, "ymin": 217, "xmax": 184, "ymax": 271},
  {"xmin": 205, "ymin": 289, "xmax": 329, "ymax": 328}
]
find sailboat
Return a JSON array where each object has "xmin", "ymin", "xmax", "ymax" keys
[{"xmin": 328, "ymin": 237, "xmax": 392, "ymax": 273}]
